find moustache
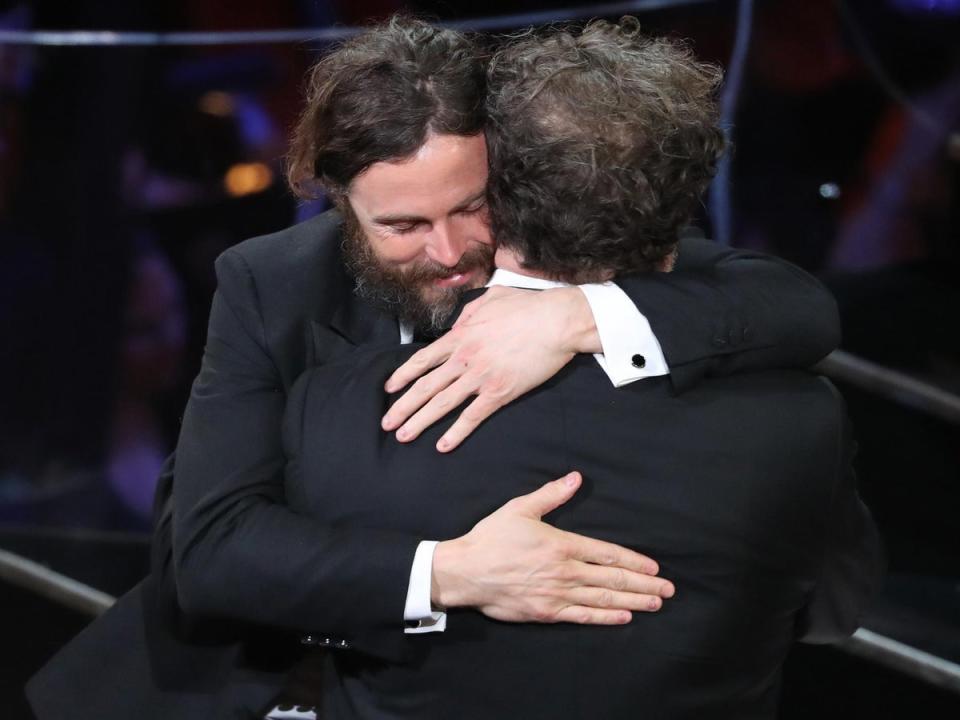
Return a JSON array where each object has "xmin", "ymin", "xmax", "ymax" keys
[{"xmin": 400, "ymin": 246, "xmax": 495, "ymax": 284}]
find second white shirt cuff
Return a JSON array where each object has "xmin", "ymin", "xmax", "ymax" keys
[
  {"xmin": 578, "ymin": 282, "xmax": 669, "ymax": 387},
  {"xmin": 403, "ymin": 540, "xmax": 447, "ymax": 634}
]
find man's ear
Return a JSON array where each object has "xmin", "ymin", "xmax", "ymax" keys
[
  {"xmin": 327, "ymin": 188, "xmax": 349, "ymax": 210},
  {"xmin": 657, "ymin": 246, "xmax": 679, "ymax": 273}
]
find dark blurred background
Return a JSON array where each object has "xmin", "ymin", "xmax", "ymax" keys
[{"xmin": 0, "ymin": 0, "xmax": 958, "ymax": 717}]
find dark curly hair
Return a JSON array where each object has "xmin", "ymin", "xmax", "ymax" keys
[
  {"xmin": 486, "ymin": 17, "xmax": 726, "ymax": 282},
  {"xmin": 287, "ymin": 16, "xmax": 488, "ymax": 199}
]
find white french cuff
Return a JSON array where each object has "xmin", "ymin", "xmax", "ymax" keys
[
  {"xmin": 403, "ymin": 540, "xmax": 447, "ymax": 634},
  {"xmin": 578, "ymin": 282, "xmax": 669, "ymax": 387}
]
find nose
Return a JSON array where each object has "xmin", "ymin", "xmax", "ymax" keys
[{"xmin": 425, "ymin": 221, "xmax": 468, "ymax": 268}]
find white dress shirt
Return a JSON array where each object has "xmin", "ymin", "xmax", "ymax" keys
[{"xmin": 400, "ymin": 270, "xmax": 669, "ymax": 632}]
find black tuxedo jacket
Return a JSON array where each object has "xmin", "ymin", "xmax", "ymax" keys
[
  {"xmin": 28, "ymin": 211, "xmax": 843, "ymax": 719},
  {"xmin": 279, "ymin": 339, "xmax": 881, "ymax": 719}
]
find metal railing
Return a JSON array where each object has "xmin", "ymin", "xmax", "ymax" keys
[
  {"xmin": 0, "ymin": 0, "xmax": 709, "ymax": 47},
  {"xmin": 842, "ymin": 629, "xmax": 960, "ymax": 694},
  {"xmin": 816, "ymin": 350, "xmax": 960, "ymax": 426},
  {"xmin": 0, "ymin": 548, "xmax": 113, "ymax": 617},
  {"xmin": 3, "ymin": 540, "xmax": 960, "ymax": 694}
]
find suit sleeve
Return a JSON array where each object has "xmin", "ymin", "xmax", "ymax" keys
[
  {"xmin": 168, "ymin": 249, "xmax": 420, "ymax": 661},
  {"xmin": 796, "ymin": 380, "xmax": 884, "ymax": 644},
  {"xmin": 615, "ymin": 239, "xmax": 841, "ymax": 393}
]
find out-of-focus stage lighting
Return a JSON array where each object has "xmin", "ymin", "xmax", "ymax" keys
[
  {"xmin": 889, "ymin": 0, "xmax": 960, "ymax": 13},
  {"xmin": 819, "ymin": 182, "xmax": 842, "ymax": 200},
  {"xmin": 198, "ymin": 91, "xmax": 236, "ymax": 117},
  {"xmin": 224, "ymin": 162, "xmax": 273, "ymax": 197}
]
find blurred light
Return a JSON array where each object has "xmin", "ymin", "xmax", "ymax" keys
[
  {"xmin": 819, "ymin": 182, "xmax": 842, "ymax": 200},
  {"xmin": 224, "ymin": 162, "xmax": 273, "ymax": 197},
  {"xmin": 199, "ymin": 90, "xmax": 235, "ymax": 117},
  {"xmin": 948, "ymin": 133, "xmax": 960, "ymax": 162},
  {"xmin": 889, "ymin": 0, "xmax": 960, "ymax": 13}
]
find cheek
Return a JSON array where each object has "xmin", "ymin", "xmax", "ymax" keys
[
  {"xmin": 370, "ymin": 233, "xmax": 428, "ymax": 266},
  {"xmin": 459, "ymin": 212, "xmax": 494, "ymax": 246}
]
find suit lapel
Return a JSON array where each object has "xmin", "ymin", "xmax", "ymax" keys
[{"xmin": 309, "ymin": 293, "xmax": 398, "ymax": 367}]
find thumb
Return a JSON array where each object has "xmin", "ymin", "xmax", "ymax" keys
[{"xmin": 509, "ymin": 472, "xmax": 582, "ymax": 519}]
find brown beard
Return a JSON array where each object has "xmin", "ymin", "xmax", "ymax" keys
[{"xmin": 340, "ymin": 205, "xmax": 494, "ymax": 334}]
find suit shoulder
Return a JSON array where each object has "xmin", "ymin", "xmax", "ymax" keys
[
  {"xmin": 212, "ymin": 209, "xmax": 353, "ymax": 327},
  {"xmin": 287, "ymin": 343, "xmax": 414, "ymax": 435},
  {"xmin": 758, "ymin": 370, "xmax": 847, "ymax": 446},
  {"xmin": 754, "ymin": 368, "xmax": 843, "ymax": 407},
  {"xmin": 700, "ymin": 369, "xmax": 846, "ymax": 440},
  {"xmin": 218, "ymin": 209, "xmax": 344, "ymax": 283}
]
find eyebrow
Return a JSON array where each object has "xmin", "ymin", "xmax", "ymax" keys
[{"xmin": 372, "ymin": 189, "xmax": 487, "ymax": 226}]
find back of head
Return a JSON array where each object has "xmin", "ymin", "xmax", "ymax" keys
[
  {"xmin": 287, "ymin": 15, "xmax": 487, "ymax": 199},
  {"xmin": 486, "ymin": 18, "xmax": 726, "ymax": 282}
]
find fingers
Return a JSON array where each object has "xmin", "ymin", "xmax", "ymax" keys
[
  {"xmin": 504, "ymin": 473, "xmax": 582, "ymax": 519},
  {"xmin": 435, "ymin": 393, "xmax": 502, "ymax": 452},
  {"xmin": 571, "ymin": 563, "xmax": 675, "ymax": 600},
  {"xmin": 384, "ymin": 335, "xmax": 454, "ymax": 395},
  {"xmin": 382, "ymin": 360, "xmax": 461, "ymax": 433},
  {"xmin": 392, "ymin": 375, "xmax": 476, "ymax": 443},
  {"xmin": 563, "ymin": 533, "xmax": 661, "ymax": 576},
  {"xmin": 551, "ymin": 606, "xmax": 633, "ymax": 626},
  {"xmin": 565, "ymin": 586, "xmax": 666, "ymax": 613}
]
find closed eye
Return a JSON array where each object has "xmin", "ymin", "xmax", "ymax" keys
[
  {"xmin": 460, "ymin": 199, "xmax": 487, "ymax": 215},
  {"xmin": 383, "ymin": 221, "xmax": 423, "ymax": 235}
]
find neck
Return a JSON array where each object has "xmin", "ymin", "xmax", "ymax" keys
[
  {"xmin": 494, "ymin": 246, "xmax": 676, "ymax": 281},
  {"xmin": 493, "ymin": 247, "xmax": 556, "ymax": 280}
]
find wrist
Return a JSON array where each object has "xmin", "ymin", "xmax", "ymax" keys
[
  {"xmin": 554, "ymin": 287, "xmax": 601, "ymax": 354},
  {"xmin": 431, "ymin": 537, "xmax": 471, "ymax": 610}
]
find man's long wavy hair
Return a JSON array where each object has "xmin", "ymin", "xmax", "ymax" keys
[
  {"xmin": 287, "ymin": 16, "xmax": 488, "ymax": 200},
  {"xmin": 486, "ymin": 18, "xmax": 726, "ymax": 282}
]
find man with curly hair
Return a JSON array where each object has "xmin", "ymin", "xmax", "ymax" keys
[{"xmin": 277, "ymin": 18, "xmax": 881, "ymax": 718}]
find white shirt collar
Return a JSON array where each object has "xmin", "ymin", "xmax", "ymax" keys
[{"xmin": 486, "ymin": 268, "xmax": 570, "ymax": 290}]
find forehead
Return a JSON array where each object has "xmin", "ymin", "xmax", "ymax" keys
[{"xmin": 347, "ymin": 133, "xmax": 488, "ymax": 219}]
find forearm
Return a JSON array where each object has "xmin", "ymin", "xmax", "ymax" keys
[
  {"xmin": 166, "ymin": 248, "xmax": 419, "ymax": 657},
  {"xmin": 174, "ymin": 495, "xmax": 419, "ymax": 643},
  {"xmin": 616, "ymin": 239, "xmax": 841, "ymax": 390}
]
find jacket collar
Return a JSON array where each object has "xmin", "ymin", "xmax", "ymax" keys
[{"xmin": 327, "ymin": 290, "xmax": 397, "ymax": 347}]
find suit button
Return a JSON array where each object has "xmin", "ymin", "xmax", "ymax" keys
[
  {"xmin": 743, "ymin": 326, "xmax": 753, "ymax": 342},
  {"xmin": 712, "ymin": 336, "xmax": 727, "ymax": 347},
  {"xmin": 300, "ymin": 635, "xmax": 316, "ymax": 646},
  {"xmin": 631, "ymin": 354, "xmax": 646, "ymax": 369}
]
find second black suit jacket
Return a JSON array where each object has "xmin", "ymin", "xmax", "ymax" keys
[{"xmin": 280, "ymin": 334, "xmax": 881, "ymax": 719}]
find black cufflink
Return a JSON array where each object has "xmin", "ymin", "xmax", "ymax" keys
[{"xmin": 631, "ymin": 354, "xmax": 646, "ymax": 369}]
